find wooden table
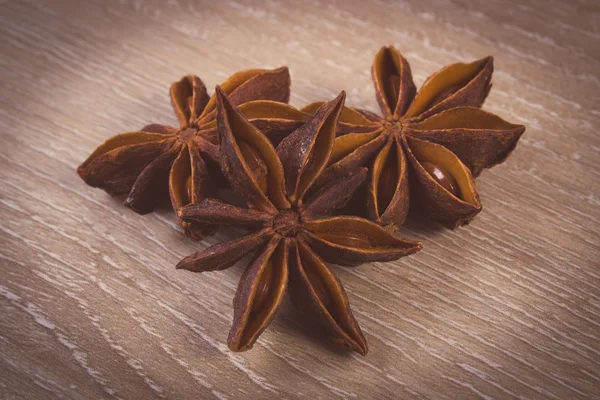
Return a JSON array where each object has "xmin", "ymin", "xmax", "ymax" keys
[{"xmin": 1, "ymin": 1, "xmax": 598, "ymax": 399}]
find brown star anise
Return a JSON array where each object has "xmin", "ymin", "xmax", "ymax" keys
[
  {"xmin": 77, "ymin": 67, "xmax": 294, "ymax": 240},
  {"xmin": 176, "ymin": 87, "xmax": 422, "ymax": 354},
  {"xmin": 301, "ymin": 46, "xmax": 526, "ymax": 229}
]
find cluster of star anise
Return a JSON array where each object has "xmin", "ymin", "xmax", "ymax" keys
[{"xmin": 78, "ymin": 46, "xmax": 524, "ymax": 354}]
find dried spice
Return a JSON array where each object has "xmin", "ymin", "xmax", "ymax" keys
[
  {"xmin": 74, "ymin": 46, "xmax": 527, "ymax": 356},
  {"xmin": 176, "ymin": 87, "xmax": 422, "ymax": 354},
  {"xmin": 77, "ymin": 67, "xmax": 298, "ymax": 240},
  {"xmin": 301, "ymin": 46, "xmax": 526, "ymax": 229}
]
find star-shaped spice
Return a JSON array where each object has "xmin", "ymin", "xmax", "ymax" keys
[
  {"xmin": 302, "ymin": 46, "xmax": 526, "ymax": 229},
  {"xmin": 77, "ymin": 67, "xmax": 295, "ymax": 240},
  {"xmin": 176, "ymin": 87, "xmax": 422, "ymax": 354}
]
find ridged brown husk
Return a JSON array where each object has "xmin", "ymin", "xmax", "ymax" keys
[
  {"xmin": 77, "ymin": 67, "xmax": 303, "ymax": 240},
  {"xmin": 176, "ymin": 88, "xmax": 422, "ymax": 354}
]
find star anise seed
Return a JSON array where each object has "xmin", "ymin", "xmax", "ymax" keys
[
  {"xmin": 78, "ymin": 67, "xmax": 298, "ymax": 240},
  {"xmin": 302, "ymin": 46, "xmax": 526, "ymax": 229},
  {"xmin": 176, "ymin": 87, "xmax": 422, "ymax": 354}
]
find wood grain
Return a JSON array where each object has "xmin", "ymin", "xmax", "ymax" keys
[{"xmin": 1, "ymin": 0, "xmax": 599, "ymax": 399}]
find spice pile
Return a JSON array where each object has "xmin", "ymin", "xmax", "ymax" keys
[{"xmin": 77, "ymin": 46, "xmax": 525, "ymax": 355}]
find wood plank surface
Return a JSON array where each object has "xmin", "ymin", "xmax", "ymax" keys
[{"xmin": 1, "ymin": 0, "xmax": 599, "ymax": 399}]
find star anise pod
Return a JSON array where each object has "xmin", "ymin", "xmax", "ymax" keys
[
  {"xmin": 301, "ymin": 46, "xmax": 526, "ymax": 229},
  {"xmin": 176, "ymin": 87, "xmax": 422, "ymax": 354},
  {"xmin": 77, "ymin": 67, "xmax": 295, "ymax": 240}
]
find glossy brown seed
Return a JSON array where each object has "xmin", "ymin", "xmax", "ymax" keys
[
  {"xmin": 185, "ymin": 175, "xmax": 193, "ymax": 201},
  {"xmin": 421, "ymin": 161, "xmax": 460, "ymax": 198}
]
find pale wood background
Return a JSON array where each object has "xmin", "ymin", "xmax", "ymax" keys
[{"xmin": 1, "ymin": 0, "xmax": 599, "ymax": 399}]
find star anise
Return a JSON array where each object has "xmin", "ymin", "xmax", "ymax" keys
[
  {"xmin": 301, "ymin": 46, "xmax": 526, "ymax": 229},
  {"xmin": 176, "ymin": 87, "xmax": 422, "ymax": 354},
  {"xmin": 77, "ymin": 67, "xmax": 296, "ymax": 240}
]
